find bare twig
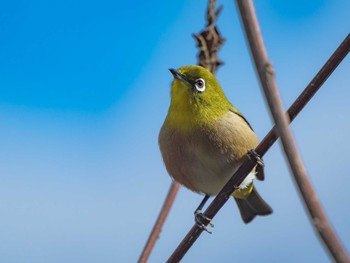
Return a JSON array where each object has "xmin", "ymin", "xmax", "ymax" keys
[
  {"xmin": 139, "ymin": 1, "xmax": 224, "ymax": 262},
  {"xmin": 235, "ymin": 0, "xmax": 350, "ymax": 262},
  {"xmin": 138, "ymin": 182, "xmax": 180, "ymax": 263},
  {"xmin": 259, "ymin": 33, "xmax": 350, "ymax": 154},
  {"xmin": 167, "ymin": 33, "xmax": 350, "ymax": 262}
]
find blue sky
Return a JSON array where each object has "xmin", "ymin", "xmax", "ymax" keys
[{"xmin": 0, "ymin": 0, "xmax": 349, "ymax": 262}]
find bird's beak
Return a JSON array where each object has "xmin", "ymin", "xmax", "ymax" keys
[{"xmin": 169, "ymin": 68, "xmax": 192, "ymax": 87}]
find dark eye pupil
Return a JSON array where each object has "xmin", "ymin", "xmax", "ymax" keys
[{"xmin": 197, "ymin": 80, "xmax": 203, "ymax": 87}]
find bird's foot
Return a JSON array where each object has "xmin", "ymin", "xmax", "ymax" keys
[
  {"xmin": 248, "ymin": 149, "xmax": 264, "ymax": 167},
  {"xmin": 194, "ymin": 210, "xmax": 214, "ymax": 234}
]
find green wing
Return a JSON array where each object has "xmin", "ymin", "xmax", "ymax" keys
[
  {"xmin": 229, "ymin": 106, "xmax": 254, "ymax": 132},
  {"xmin": 229, "ymin": 106, "xmax": 265, "ymax": 180}
]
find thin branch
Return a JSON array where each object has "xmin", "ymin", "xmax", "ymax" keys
[
  {"xmin": 259, "ymin": 33, "xmax": 350, "ymax": 154},
  {"xmin": 139, "ymin": 1, "xmax": 224, "ymax": 262},
  {"xmin": 167, "ymin": 33, "xmax": 350, "ymax": 263},
  {"xmin": 138, "ymin": 182, "xmax": 180, "ymax": 263},
  {"xmin": 236, "ymin": 1, "xmax": 350, "ymax": 262}
]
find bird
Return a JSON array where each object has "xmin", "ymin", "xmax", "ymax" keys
[{"xmin": 158, "ymin": 65, "xmax": 272, "ymax": 229}]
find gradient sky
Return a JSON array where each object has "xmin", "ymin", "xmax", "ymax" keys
[{"xmin": 1, "ymin": 0, "xmax": 349, "ymax": 262}]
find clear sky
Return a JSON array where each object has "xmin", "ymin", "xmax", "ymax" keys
[{"xmin": 0, "ymin": 0, "xmax": 349, "ymax": 262}]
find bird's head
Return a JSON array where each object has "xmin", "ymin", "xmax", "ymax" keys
[{"xmin": 166, "ymin": 65, "xmax": 231, "ymax": 130}]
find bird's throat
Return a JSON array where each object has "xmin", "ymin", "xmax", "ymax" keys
[{"xmin": 166, "ymin": 102, "xmax": 198, "ymax": 131}]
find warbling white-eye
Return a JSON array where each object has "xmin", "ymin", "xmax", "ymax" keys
[{"xmin": 159, "ymin": 65, "xmax": 272, "ymax": 230}]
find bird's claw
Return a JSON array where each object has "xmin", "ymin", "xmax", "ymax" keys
[
  {"xmin": 194, "ymin": 210, "xmax": 214, "ymax": 234},
  {"xmin": 248, "ymin": 149, "xmax": 264, "ymax": 167}
]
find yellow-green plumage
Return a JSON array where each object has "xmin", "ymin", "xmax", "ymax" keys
[{"xmin": 159, "ymin": 65, "xmax": 272, "ymax": 223}]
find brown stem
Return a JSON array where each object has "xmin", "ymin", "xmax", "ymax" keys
[
  {"xmin": 139, "ymin": 1, "xmax": 224, "ymax": 262},
  {"xmin": 236, "ymin": 0, "xmax": 350, "ymax": 262},
  {"xmin": 167, "ymin": 32, "xmax": 350, "ymax": 263},
  {"xmin": 193, "ymin": 0, "xmax": 225, "ymax": 75},
  {"xmin": 138, "ymin": 182, "xmax": 180, "ymax": 263}
]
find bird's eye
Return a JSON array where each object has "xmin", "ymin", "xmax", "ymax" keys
[{"xmin": 194, "ymin": 78, "xmax": 205, "ymax": 92}]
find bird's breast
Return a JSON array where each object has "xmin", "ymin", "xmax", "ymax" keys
[{"xmin": 159, "ymin": 111, "xmax": 259, "ymax": 196}]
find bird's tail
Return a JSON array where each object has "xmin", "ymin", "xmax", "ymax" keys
[{"xmin": 234, "ymin": 187, "xmax": 273, "ymax": 224}]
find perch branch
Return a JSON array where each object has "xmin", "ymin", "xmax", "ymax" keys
[{"xmin": 167, "ymin": 29, "xmax": 350, "ymax": 262}]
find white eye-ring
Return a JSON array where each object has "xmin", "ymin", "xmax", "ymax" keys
[{"xmin": 195, "ymin": 78, "xmax": 206, "ymax": 92}]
